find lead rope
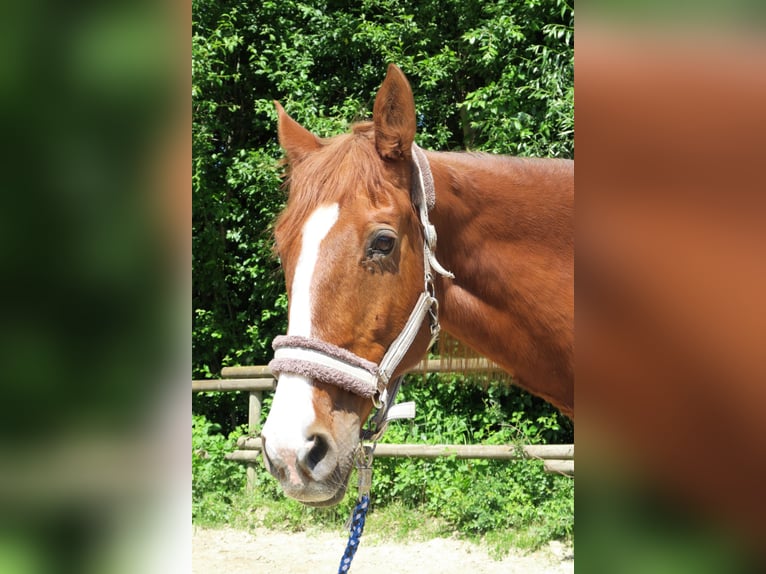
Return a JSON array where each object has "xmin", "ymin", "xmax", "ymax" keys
[
  {"xmin": 337, "ymin": 445, "xmax": 375, "ymax": 573},
  {"xmin": 337, "ymin": 388, "xmax": 415, "ymax": 573}
]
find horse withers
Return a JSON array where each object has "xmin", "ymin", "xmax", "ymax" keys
[{"xmin": 260, "ymin": 64, "xmax": 573, "ymax": 506}]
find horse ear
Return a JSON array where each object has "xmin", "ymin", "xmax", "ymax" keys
[
  {"xmin": 274, "ymin": 101, "xmax": 322, "ymax": 163},
  {"xmin": 373, "ymin": 64, "xmax": 417, "ymax": 161}
]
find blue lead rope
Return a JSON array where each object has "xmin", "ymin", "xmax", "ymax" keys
[
  {"xmin": 337, "ymin": 401, "xmax": 413, "ymax": 573},
  {"xmin": 337, "ymin": 444, "xmax": 375, "ymax": 573},
  {"xmin": 337, "ymin": 494, "xmax": 370, "ymax": 573}
]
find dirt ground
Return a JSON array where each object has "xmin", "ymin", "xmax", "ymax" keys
[{"xmin": 192, "ymin": 526, "xmax": 574, "ymax": 574}]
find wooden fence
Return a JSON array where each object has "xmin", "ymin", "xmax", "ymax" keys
[{"xmin": 192, "ymin": 359, "xmax": 574, "ymax": 491}]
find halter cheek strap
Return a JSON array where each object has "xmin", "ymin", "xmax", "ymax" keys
[
  {"xmin": 267, "ymin": 143, "xmax": 453, "ymax": 432},
  {"xmin": 411, "ymin": 143, "xmax": 454, "ymax": 279}
]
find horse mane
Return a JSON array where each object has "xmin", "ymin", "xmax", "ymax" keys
[{"xmin": 410, "ymin": 334, "xmax": 512, "ymax": 389}]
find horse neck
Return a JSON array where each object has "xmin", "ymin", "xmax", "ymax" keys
[{"xmin": 426, "ymin": 151, "xmax": 574, "ymax": 418}]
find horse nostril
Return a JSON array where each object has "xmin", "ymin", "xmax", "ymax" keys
[
  {"xmin": 262, "ymin": 430, "xmax": 335, "ymax": 483},
  {"xmin": 305, "ymin": 434, "xmax": 330, "ymax": 471}
]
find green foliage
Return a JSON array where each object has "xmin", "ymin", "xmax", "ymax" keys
[
  {"xmin": 192, "ymin": 414, "xmax": 248, "ymax": 523},
  {"xmin": 368, "ymin": 375, "xmax": 573, "ymax": 549}
]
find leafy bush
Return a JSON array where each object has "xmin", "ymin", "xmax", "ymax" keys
[
  {"xmin": 192, "ymin": 414, "xmax": 247, "ymax": 523},
  {"xmin": 368, "ymin": 374, "xmax": 573, "ymax": 548}
]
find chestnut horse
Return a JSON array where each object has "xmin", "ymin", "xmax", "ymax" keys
[{"xmin": 260, "ymin": 64, "xmax": 573, "ymax": 506}]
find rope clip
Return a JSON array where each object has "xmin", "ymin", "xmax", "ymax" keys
[{"xmin": 355, "ymin": 444, "xmax": 375, "ymax": 498}]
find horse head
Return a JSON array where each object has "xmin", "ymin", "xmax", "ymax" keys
[{"xmin": 260, "ymin": 65, "xmax": 436, "ymax": 505}]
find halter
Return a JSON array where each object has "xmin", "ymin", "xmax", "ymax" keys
[
  {"xmin": 268, "ymin": 143, "xmax": 454, "ymax": 430},
  {"xmin": 269, "ymin": 143, "xmax": 453, "ymax": 573}
]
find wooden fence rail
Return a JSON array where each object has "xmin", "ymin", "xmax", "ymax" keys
[{"xmin": 193, "ymin": 360, "xmax": 574, "ymax": 490}]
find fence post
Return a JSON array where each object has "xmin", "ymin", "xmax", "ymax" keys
[{"xmin": 246, "ymin": 390, "xmax": 262, "ymax": 493}]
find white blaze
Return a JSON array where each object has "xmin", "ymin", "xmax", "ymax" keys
[
  {"xmin": 262, "ymin": 204, "xmax": 339, "ymax": 459},
  {"xmin": 286, "ymin": 203, "xmax": 339, "ymax": 337}
]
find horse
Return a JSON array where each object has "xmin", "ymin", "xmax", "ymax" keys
[{"xmin": 260, "ymin": 64, "xmax": 573, "ymax": 506}]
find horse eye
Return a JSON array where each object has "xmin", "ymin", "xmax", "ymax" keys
[{"xmin": 369, "ymin": 230, "xmax": 396, "ymax": 255}]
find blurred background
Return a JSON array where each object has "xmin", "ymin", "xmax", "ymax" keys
[{"xmin": 0, "ymin": 1, "xmax": 189, "ymax": 572}]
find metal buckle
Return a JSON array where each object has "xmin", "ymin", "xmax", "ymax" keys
[
  {"xmin": 355, "ymin": 444, "xmax": 375, "ymax": 498},
  {"xmin": 424, "ymin": 274, "xmax": 441, "ymax": 342}
]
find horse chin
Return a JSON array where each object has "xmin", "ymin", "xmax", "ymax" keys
[
  {"xmin": 303, "ymin": 482, "xmax": 349, "ymax": 508},
  {"xmin": 298, "ymin": 465, "xmax": 352, "ymax": 508}
]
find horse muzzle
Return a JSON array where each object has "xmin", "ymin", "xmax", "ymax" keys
[{"xmin": 260, "ymin": 370, "xmax": 363, "ymax": 506}]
